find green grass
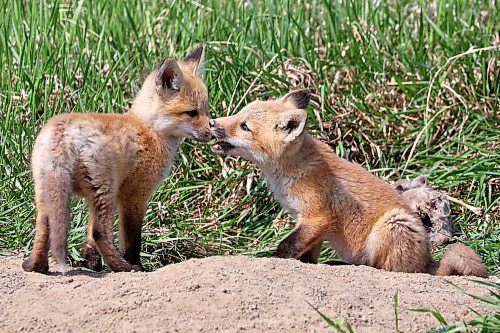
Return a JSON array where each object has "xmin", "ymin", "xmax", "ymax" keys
[
  {"xmin": 411, "ymin": 280, "xmax": 500, "ymax": 332},
  {"xmin": 0, "ymin": 0, "xmax": 498, "ymax": 274},
  {"xmin": 308, "ymin": 300, "xmax": 355, "ymax": 333},
  {"xmin": 314, "ymin": 281, "xmax": 500, "ymax": 332}
]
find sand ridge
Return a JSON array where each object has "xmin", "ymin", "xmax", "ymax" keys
[{"xmin": 0, "ymin": 255, "xmax": 496, "ymax": 332}]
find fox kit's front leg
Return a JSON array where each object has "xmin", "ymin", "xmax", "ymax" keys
[
  {"xmin": 82, "ymin": 195, "xmax": 147, "ymax": 271},
  {"xmin": 275, "ymin": 217, "xmax": 329, "ymax": 262},
  {"xmin": 81, "ymin": 213, "xmax": 103, "ymax": 271},
  {"xmin": 89, "ymin": 188, "xmax": 142, "ymax": 272},
  {"xmin": 117, "ymin": 195, "xmax": 148, "ymax": 270},
  {"xmin": 298, "ymin": 241, "xmax": 323, "ymax": 264}
]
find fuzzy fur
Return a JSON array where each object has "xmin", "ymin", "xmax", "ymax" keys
[
  {"xmin": 23, "ymin": 47, "xmax": 210, "ymax": 273},
  {"xmin": 210, "ymin": 90, "xmax": 487, "ymax": 277}
]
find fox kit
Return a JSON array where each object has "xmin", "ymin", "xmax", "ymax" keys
[
  {"xmin": 23, "ymin": 47, "xmax": 211, "ymax": 273},
  {"xmin": 210, "ymin": 90, "xmax": 487, "ymax": 277}
]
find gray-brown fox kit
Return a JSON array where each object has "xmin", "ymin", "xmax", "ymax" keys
[
  {"xmin": 23, "ymin": 47, "xmax": 211, "ymax": 273},
  {"xmin": 210, "ymin": 89, "xmax": 487, "ymax": 277}
]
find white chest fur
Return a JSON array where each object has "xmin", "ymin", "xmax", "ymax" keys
[
  {"xmin": 155, "ymin": 137, "xmax": 181, "ymax": 188},
  {"xmin": 262, "ymin": 166, "xmax": 302, "ymax": 217}
]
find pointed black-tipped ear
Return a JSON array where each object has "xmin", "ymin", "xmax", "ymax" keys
[
  {"xmin": 183, "ymin": 45, "xmax": 205, "ymax": 77},
  {"xmin": 281, "ymin": 89, "xmax": 311, "ymax": 110},
  {"xmin": 277, "ymin": 109, "xmax": 308, "ymax": 142},
  {"xmin": 155, "ymin": 59, "xmax": 184, "ymax": 93}
]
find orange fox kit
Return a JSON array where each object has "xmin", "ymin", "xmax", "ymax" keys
[
  {"xmin": 210, "ymin": 90, "xmax": 487, "ymax": 277},
  {"xmin": 23, "ymin": 47, "xmax": 210, "ymax": 273}
]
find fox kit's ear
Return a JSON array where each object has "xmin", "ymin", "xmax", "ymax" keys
[
  {"xmin": 281, "ymin": 89, "xmax": 311, "ymax": 110},
  {"xmin": 278, "ymin": 109, "xmax": 308, "ymax": 142},
  {"xmin": 183, "ymin": 45, "xmax": 205, "ymax": 77},
  {"xmin": 156, "ymin": 59, "xmax": 184, "ymax": 94}
]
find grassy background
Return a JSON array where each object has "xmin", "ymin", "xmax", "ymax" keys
[{"xmin": 0, "ymin": 0, "xmax": 498, "ymax": 274}]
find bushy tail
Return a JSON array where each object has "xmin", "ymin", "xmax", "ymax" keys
[
  {"xmin": 431, "ymin": 243, "xmax": 488, "ymax": 277},
  {"xmin": 46, "ymin": 173, "xmax": 72, "ymax": 273}
]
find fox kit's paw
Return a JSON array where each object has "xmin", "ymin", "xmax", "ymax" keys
[
  {"xmin": 81, "ymin": 241, "xmax": 103, "ymax": 272},
  {"xmin": 129, "ymin": 264, "xmax": 144, "ymax": 272},
  {"xmin": 22, "ymin": 257, "xmax": 49, "ymax": 273},
  {"xmin": 271, "ymin": 250, "xmax": 293, "ymax": 259},
  {"xmin": 116, "ymin": 263, "xmax": 144, "ymax": 272}
]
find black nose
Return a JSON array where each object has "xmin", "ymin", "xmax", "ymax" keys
[{"xmin": 209, "ymin": 119, "xmax": 216, "ymax": 128}]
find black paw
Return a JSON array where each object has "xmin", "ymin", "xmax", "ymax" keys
[{"xmin": 81, "ymin": 241, "xmax": 103, "ymax": 272}]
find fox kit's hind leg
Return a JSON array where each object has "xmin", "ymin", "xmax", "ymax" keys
[
  {"xmin": 22, "ymin": 212, "xmax": 50, "ymax": 273},
  {"xmin": 275, "ymin": 218, "xmax": 328, "ymax": 260},
  {"xmin": 366, "ymin": 208, "xmax": 431, "ymax": 273},
  {"xmin": 118, "ymin": 196, "xmax": 147, "ymax": 270},
  {"xmin": 23, "ymin": 172, "xmax": 51, "ymax": 272}
]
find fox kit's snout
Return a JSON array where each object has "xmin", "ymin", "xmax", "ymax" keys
[
  {"xmin": 211, "ymin": 89, "xmax": 487, "ymax": 277},
  {"xmin": 23, "ymin": 46, "xmax": 210, "ymax": 274},
  {"xmin": 210, "ymin": 89, "xmax": 310, "ymax": 164}
]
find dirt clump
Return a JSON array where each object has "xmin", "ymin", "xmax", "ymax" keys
[{"xmin": 0, "ymin": 255, "xmax": 495, "ymax": 332}]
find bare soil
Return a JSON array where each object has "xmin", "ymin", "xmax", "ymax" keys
[{"xmin": 0, "ymin": 254, "xmax": 496, "ymax": 332}]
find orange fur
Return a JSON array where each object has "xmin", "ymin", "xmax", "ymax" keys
[
  {"xmin": 210, "ymin": 90, "xmax": 487, "ymax": 277},
  {"xmin": 23, "ymin": 47, "xmax": 210, "ymax": 273}
]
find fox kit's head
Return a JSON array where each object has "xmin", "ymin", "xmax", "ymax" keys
[
  {"xmin": 132, "ymin": 46, "xmax": 211, "ymax": 142},
  {"xmin": 210, "ymin": 90, "xmax": 311, "ymax": 164}
]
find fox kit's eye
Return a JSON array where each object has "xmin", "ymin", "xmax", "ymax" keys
[
  {"xmin": 240, "ymin": 123, "xmax": 251, "ymax": 132},
  {"xmin": 186, "ymin": 110, "xmax": 199, "ymax": 117}
]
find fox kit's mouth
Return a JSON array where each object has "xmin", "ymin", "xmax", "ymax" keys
[
  {"xmin": 211, "ymin": 141, "xmax": 234, "ymax": 155},
  {"xmin": 192, "ymin": 131, "xmax": 213, "ymax": 143}
]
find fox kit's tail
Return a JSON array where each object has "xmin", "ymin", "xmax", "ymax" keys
[
  {"xmin": 431, "ymin": 243, "xmax": 488, "ymax": 277},
  {"xmin": 46, "ymin": 172, "xmax": 72, "ymax": 273}
]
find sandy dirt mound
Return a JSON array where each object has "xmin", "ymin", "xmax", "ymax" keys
[{"xmin": 0, "ymin": 255, "xmax": 496, "ymax": 332}]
